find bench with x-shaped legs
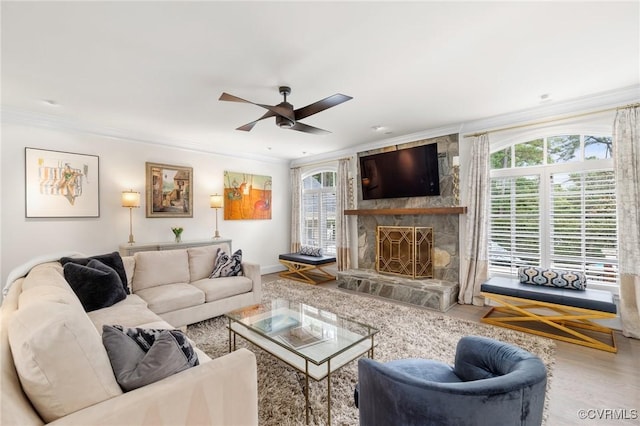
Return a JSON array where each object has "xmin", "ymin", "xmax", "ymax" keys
[
  {"xmin": 480, "ymin": 277, "xmax": 617, "ymax": 353},
  {"xmin": 278, "ymin": 253, "xmax": 336, "ymax": 285}
]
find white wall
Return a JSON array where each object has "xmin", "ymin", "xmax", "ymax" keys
[{"xmin": 1, "ymin": 122, "xmax": 290, "ymax": 289}]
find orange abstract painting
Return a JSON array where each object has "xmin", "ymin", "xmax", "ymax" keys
[{"xmin": 223, "ymin": 171, "xmax": 272, "ymax": 220}]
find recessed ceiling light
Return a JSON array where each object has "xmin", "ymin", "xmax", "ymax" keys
[
  {"xmin": 539, "ymin": 93, "xmax": 552, "ymax": 103},
  {"xmin": 42, "ymin": 99, "xmax": 60, "ymax": 107},
  {"xmin": 371, "ymin": 125, "xmax": 386, "ymax": 132}
]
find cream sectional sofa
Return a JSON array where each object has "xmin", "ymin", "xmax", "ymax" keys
[
  {"xmin": 1, "ymin": 242, "xmax": 261, "ymax": 425},
  {"xmin": 125, "ymin": 242, "xmax": 262, "ymax": 327}
]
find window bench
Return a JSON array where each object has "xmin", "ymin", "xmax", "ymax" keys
[
  {"xmin": 480, "ymin": 277, "xmax": 617, "ymax": 353},
  {"xmin": 278, "ymin": 253, "xmax": 336, "ymax": 285}
]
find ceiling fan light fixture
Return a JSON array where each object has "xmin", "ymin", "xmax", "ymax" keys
[{"xmin": 276, "ymin": 115, "xmax": 295, "ymax": 129}]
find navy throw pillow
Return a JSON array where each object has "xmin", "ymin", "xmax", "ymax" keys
[
  {"xmin": 63, "ymin": 259, "xmax": 127, "ymax": 312},
  {"xmin": 61, "ymin": 252, "xmax": 129, "ymax": 294}
]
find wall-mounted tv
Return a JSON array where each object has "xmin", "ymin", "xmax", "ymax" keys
[{"xmin": 359, "ymin": 143, "xmax": 440, "ymax": 200}]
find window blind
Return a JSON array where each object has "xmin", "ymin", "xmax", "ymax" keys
[{"xmin": 549, "ymin": 169, "xmax": 618, "ymax": 285}]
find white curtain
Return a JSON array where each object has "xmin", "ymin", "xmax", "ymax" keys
[
  {"xmin": 336, "ymin": 159, "xmax": 351, "ymax": 270},
  {"xmin": 613, "ymin": 105, "xmax": 640, "ymax": 339},
  {"xmin": 290, "ymin": 167, "xmax": 302, "ymax": 253},
  {"xmin": 458, "ymin": 134, "xmax": 490, "ymax": 306}
]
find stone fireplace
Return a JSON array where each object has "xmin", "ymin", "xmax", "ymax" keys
[{"xmin": 337, "ymin": 133, "xmax": 462, "ymax": 312}]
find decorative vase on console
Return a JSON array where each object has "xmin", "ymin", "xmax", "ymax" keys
[{"xmin": 172, "ymin": 227, "xmax": 183, "ymax": 243}]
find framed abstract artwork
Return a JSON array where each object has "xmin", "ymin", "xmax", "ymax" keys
[
  {"xmin": 145, "ymin": 162, "xmax": 193, "ymax": 218},
  {"xmin": 25, "ymin": 147, "xmax": 100, "ymax": 218},
  {"xmin": 223, "ymin": 170, "xmax": 272, "ymax": 220}
]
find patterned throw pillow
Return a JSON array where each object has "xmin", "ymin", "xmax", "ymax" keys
[
  {"xmin": 299, "ymin": 245, "xmax": 323, "ymax": 257},
  {"xmin": 102, "ymin": 325, "xmax": 199, "ymax": 392},
  {"xmin": 209, "ymin": 249, "xmax": 243, "ymax": 278},
  {"xmin": 518, "ymin": 266, "xmax": 587, "ymax": 291}
]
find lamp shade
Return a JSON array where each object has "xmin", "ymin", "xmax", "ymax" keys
[
  {"xmin": 122, "ymin": 190, "xmax": 140, "ymax": 208},
  {"xmin": 210, "ymin": 194, "xmax": 223, "ymax": 209}
]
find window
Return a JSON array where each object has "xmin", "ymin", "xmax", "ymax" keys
[
  {"xmin": 489, "ymin": 134, "xmax": 618, "ymax": 288},
  {"xmin": 301, "ymin": 171, "xmax": 337, "ymax": 255}
]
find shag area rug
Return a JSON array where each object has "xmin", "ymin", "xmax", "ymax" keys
[{"xmin": 187, "ymin": 279, "xmax": 556, "ymax": 426}]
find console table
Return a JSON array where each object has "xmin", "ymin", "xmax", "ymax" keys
[{"xmin": 119, "ymin": 238, "xmax": 232, "ymax": 256}]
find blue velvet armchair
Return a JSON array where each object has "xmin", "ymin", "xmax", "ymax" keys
[{"xmin": 355, "ymin": 336, "xmax": 547, "ymax": 426}]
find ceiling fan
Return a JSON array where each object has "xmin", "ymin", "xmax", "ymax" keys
[{"xmin": 219, "ymin": 86, "xmax": 352, "ymax": 135}]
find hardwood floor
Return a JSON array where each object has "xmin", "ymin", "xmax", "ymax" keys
[{"xmin": 263, "ymin": 273, "xmax": 640, "ymax": 426}]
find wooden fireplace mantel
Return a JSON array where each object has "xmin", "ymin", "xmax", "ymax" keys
[{"xmin": 344, "ymin": 207, "xmax": 467, "ymax": 216}]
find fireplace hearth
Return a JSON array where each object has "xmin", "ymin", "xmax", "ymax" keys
[{"xmin": 337, "ymin": 269, "xmax": 459, "ymax": 312}]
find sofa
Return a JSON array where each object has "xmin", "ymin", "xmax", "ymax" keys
[
  {"xmin": 124, "ymin": 242, "xmax": 262, "ymax": 327},
  {"xmin": 1, "ymin": 242, "xmax": 261, "ymax": 425}
]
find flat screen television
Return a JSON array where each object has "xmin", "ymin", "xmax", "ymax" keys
[{"xmin": 359, "ymin": 143, "xmax": 440, "ymax": 200}]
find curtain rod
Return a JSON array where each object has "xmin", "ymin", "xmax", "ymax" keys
[
  {"xmin": 463, "ymin": 102, "xmax": 640, "ymax": 139},
  {"xmin": 290, "ymin": 156, "xmax": 351, "ymax": 169}
]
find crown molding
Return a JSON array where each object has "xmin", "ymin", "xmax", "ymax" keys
[
  {"xmin": 290, "ymin": 124, "xmax": 463, "ymax": 168},
  {"xmin": 0, "ymin": 107, "xmax": 288, "ymax": 165},
  {"xmin": 4, "ymin": 84, "xmax": 637, "ymax": 168},
  {"xmin": 459, "ymin": 85, "xmax": 640, "ymax": 135},
  {"xmin": 292, "ymin": 86, "xmax": 639, "ymax": 168}
]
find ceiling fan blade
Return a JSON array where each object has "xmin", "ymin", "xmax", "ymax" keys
[
  {"xmin": 219, "ymin": 92, "xmax": 294, "ymax": 121},
  {"xmin": 294, "ymin": 93, "xmax": 352, "ymax": 121},
  {"xmin": 290, "ymin": 122, "xmax": 331, "ymax": 135},
  {"xmin": 219, "ymin": 92, "xmax": 252, "ymax": 103},
  {"xmin": 236, "ymin": 111, "xmax": 276, "ymax": 131}
]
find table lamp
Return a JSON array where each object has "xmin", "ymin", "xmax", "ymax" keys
[
  {"xmin": 210, "ymin": 194, "xmax": 223, "ymax": 239},
  {"xmin": 122, "ymin": 190, "xmax": 141, "ymax": 244}
]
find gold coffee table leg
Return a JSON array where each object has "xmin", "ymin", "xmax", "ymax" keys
[
  {"xmin": 327, "ymin": 358, "xmax": 332, "ymax": 425},
  {"xmin": 305, "ymin": 360, "xmax": 310, "ymax": 425}
]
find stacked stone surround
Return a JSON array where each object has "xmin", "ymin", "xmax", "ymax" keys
[
  {"xmin": 337, "ymin": 133, "xmax": 461, "ymax": 312},
  {"xmin": 337, "ymin": 269, "xmax": 458, "ymax": 312}
]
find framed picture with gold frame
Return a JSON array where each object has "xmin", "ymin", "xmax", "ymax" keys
[{"xmin": 145, "ymin": 162, "xmax": 193, "ymax": 218}]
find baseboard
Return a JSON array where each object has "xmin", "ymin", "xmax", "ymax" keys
[{"xmin": 261, "ymin": 264, "xmax": 287, "ymax": 275}]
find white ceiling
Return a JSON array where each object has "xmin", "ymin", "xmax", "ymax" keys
[{"xmin": 2, "ymin": 1, "xmax": 639, "ymax": 162}]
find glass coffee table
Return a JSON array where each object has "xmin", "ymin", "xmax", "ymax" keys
[{"xmin": 225, "ymin": 298, "xmax": 379, "ymax": 425}]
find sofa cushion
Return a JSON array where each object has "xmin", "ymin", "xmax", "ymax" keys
[
  {"xmin": 61, "ymin": 252, "xmax": 130, "ymax": 295},
  {"xmin": 191, "ymin": 276, "xmax": 254, "ymax": 302},
  {"xmin": 194, "ymin": 347, "xmax": 213, "ymax": 363},
  {"xmin": 132, "ymin": 250, "xmax": 190, "ymax": 291},
  {"xmin": 18, "ymin": 284, "xmax": 82, "ymax": 309},
  {"xmin": 21, "ymin": 262, "xmax": 69, "ymax": 292},
  {"xmin": 135, "ymin": 283, "xmax": 205, "ymax": 314},
  {"xmin": 121, "ymin": 255, "xmax": 135, "ymax": 293},
  {"xmin": 135, "ymin": 319, "xmax": 178, "ymax": 330},
  {"xmin": 88, "ymin": 295, "xmax": 167, "ymax": 334},
  {"xmin": 102, "ymin": 325, "xmax": 199, "ymax": 392},
  {"xmin": 188, "ymin": 244, "xmax": 229, "ymax": 281},
  {"xmin": 210, "ymin": 249, "xmax": 243, "ymax": 278},
  {"xmin": 8, "ymin": 301, "xmax": 122, "ymax": 423},
  {"xmin": 63, "ymin": 259, "xmax": 127, "ymax": 312}
]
